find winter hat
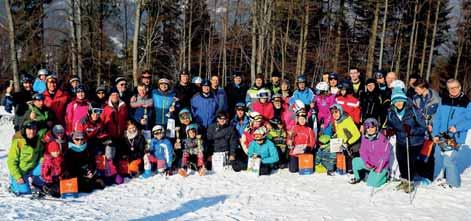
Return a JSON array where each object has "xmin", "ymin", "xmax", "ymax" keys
[
  {"xmin": 249, "ymin": 112, "xmax": 263, "ymax": 122},
  {"xmin": 72, "ymin": 131, "xmax": 85, "ymax": 140},
  {"xmin": 96, "ymin": 85, "xmax": 106, "ymax": 93},
  {"xmin": 52, "ymin": 125, "xmax": 65, "ymax": 136},
  {"xmin": 235, "ymin": 102, "xmax": 246, "ymax": 110},
  {"xmin": 178, "ymin": 108, "xmax": 192, "ymax": 121},
  {"xmin": 296, "ymin": 75, "xmax": 307, "ymax": 83},
  {"xmin": 328, "ymin": 72, "xmax": 339, "ymax": 80},
  {"xmin": 391, "ymin": 88, "xmax": 408, "ymax": 104},
  {"xmin": 152, "ymin": 125, "xmax": 164, "ymax": 133},
  {"xmin": 271, "ymin": 71, "xmax": 281, "ymax": 78},
  {"xmin": 37, "ymin": 69, "xmax": 48, "ymax": 77},
  {"xmin": 315, "ymin": 82, "xmax": 329, "ymax": 92},
  {"xmin": 115, "ymin": 77, "xmax": 127, "ymax": 85},
  {"xmin": 329, "ymin": 104, "xmax": 344, "ymax": 116},
  {"xmin": 32, "ymin": 93, "xmax": 44, "ymax": 101},
  {"xmin": 257, "ymin": 89, "xmax": 270, "ymax": 99},
  {"xmin": 391, "ymin": 80, "xmax": 405, "ymax": 90},
  {"xmin": 363, "ymin": 118, "xmax": 379, "ymax": 129},
  {"xmin": 69, "ymin": 75, "xmax": 80, "ymax": 84},
  {"xmin": 374, "ymin": 70, "xmax": 385, "ymax": 79},
  {"xmin": 109, "ymin": 87, "xmax": 119, "ymax": 95},
  {"xmin": 105, "ymin": 145, "xmax": 116, "ymax": 160},
  {"xmin": 158, "ymin": 78, "xmax": 170, "ymax": 85},
  {"xmin": 22, "ymin": 120, "xmax": 38, "ymax": 130},
  {"xmin": 21, "ymin": 73, "xmax": 34, "ymax": 83},
  {"xmin": 232, "ymin": 71, "xmax": 242, "ymax": 77},
  {"xmin": 76, "ymin": 84, "xmax": 86, "ymax": 93},
  {"xmin": 192, "ymin": 76, "xmax": 203, "ymax": 84},
  {"xmin": 201, "ymin": 79, "xmax": 210, "ymax": 87},
  {"xmin": 46, "ymin": 142, "xmax": 61, "ymax": 154},
  {"xmin": 216, "ymin": 112, "xmax": 228, "ymax": 120},
  {"xmin": 366, "ymin": 78, "xmax": 377, "ymax": 85},
  {"xmin": 46, "ymin": 74, "xmax": 58, "ymax": 81},
  {"xmin": 185, "ymin": 123, "xmax": 198, "ymax": 134}
]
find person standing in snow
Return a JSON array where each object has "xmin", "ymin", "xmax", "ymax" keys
[
  {"xmin": 43, "ymin": 74, "xmax": 70, "ymax": 127},
  {"xmin": 65, "ymin": 84, "xmax": 90, "ymax": 136},
  {"xmin": 152, "ymin": 78, "xmax": 176, "ymax": 128},
  {"xmin": 286, "ymin": 111, "xmax": 316, "ymax": 173},
  {"xmin": 206, "ymin": 112, "xmax": 239, "ymax": 171},
  {"xmin": 252, "ymin": 89, "xmax": 275, "ymax": 121},
  {"xmin": 336, "ymin": 81, "xmax": 361, "ymax": 125},
  {"xmin": 130, "ymin": 84, "xmax": 153, "ymax": 130},
  {"xmin": 289, "ymin": 75, "xmax": 315, "ymax": 111},
  {"xmin": 191, "ymin": 80, "xmax": 219, "ymax": 131},
  {"xmin": 210, "ymin": 75, "xmax": 228, "ymax": 113}
]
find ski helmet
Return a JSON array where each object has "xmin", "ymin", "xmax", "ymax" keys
[{"xmin": 315, "ymin": 82, "xmax": 329, "ymax": 92}]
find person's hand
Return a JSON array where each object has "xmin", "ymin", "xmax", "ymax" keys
[
  {"xmin": 16, "ymin": 178, "xmax": 24, "ymax": 184},
  {"xmin": 310, "ymin": 102, "xmax": 315, "ymax": 109},
  {"xmin": 229, "ymin": 155, "xmax": 235, "ymax": 161},
  {"xmin": 85, "ymin": 170, "xmax": 93, "ymax": 179},
  {"xmin": 6, "ymin": 85, "xmax": 13, "ymax": 94},
  {"xmin": 30, "ymin": 111, "xmax": 36, "ymax": 120},
  {"xmin": 433, "ymin": 136, "xmax": 440, "ymax": 144},
  {"xmin": 174, "ymin": 140, "xmax": 181, "ymax": 149},
  {"xmin": 169, "ymin": 106, "xmax": 175, "ymax": 113},
  {"xmin": 140, "ymin": 118, "xmax": 147, "ymax": 125},
  {"xmin": 130, "ymin": 96, "xmax": 137, "ymax": 103},
  {"xmin": 427, "ymin": 125, "xmax": 433, "ymax": 133},
  {"xmin": 449, "ymin": 126, "xmax": 457, "ymax": 133}
]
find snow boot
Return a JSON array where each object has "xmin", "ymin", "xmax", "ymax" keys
[
  {"xmin": 348, "ymin": 178, "xmax": 361, "ymax": 184},
  {"xmin": 140, "ymin": 169, "xmax": 153, "ymax": 179},
  {"xmin": 178, "ymin": 168, "xmax": 189, "ymax": 177}
]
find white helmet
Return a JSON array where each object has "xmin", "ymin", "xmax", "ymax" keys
[
  {"xmin": 294, "ymin": 100, "xmax": 305, "ymax": 111},
  {"xmin": 37, "ymin": 69, "xmax": 48, "ymax": 76},
  {"xmin": 152, "ymin": 125, "xmax": 164, "ymax": 133},
  {"xmin": 391, "ymin": 80, "xmax": 405, "ymax": 90},
  {"xmin": 253, "ymin": 126, "xmax": 267, "ymax": 139},
  {"xmin": 315, "ymin": 82, "xmax": 329, "ymax": 92},
  {"xmin": 257, "ymin": 88, "xmax": 271, "ymax": 99},
  {"xmin": 192, "ymin": 76, "xmax": 203, "ymax": 84}
]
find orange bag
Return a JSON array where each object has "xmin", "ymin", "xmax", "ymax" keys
[
  {"xmin": 336, "ymin": 152, "xmax": 346, "ymax": 174},
  {"xmin": 118, "ymin": 159, "xmax": 129, "ymax": 175},
  {"xmin": 95, "ymin": 155, "xmax": 106, "ymax": 170},
  {"xmin": 128, "ymin": 159, "xmax": 142, "ymax": 174},
  {"xmin": 60, "ymin": 177, "xmax": 78, "ymax": 198},
  {"xmin": 298, "ymin": 154, "xmax": 314, "ymax": 175},
  {"xmin": 419, "ymin": 139, "xmax": 434, "ymax": 162}
]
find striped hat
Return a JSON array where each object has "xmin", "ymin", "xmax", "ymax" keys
[{"xmin": 391, "ymin": 88, "xmax": 408, "ymax": 104}]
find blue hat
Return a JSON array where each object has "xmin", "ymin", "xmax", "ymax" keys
[
  {"xmin": 235, "ymin": 102, "xmax": 246, "ymax": 109},
  {"xmin": 109, "ymin": 87, "xmax": 119, "ymax": 95},
  {"xmin": 296, "ymin": 75, "xmax": 307, "ymax": 83},
  {"xmin": 391, "ymin": 88, "xmax": 408, "ymax": 104},
  {"xmin": 32, "ymin": 93, "xmax": 44, "ymax": 100},
  {"xmin": 201, "ymin": 79, "xmax": 210, "ymax": 87},
  {"xmin": 328, "ymin": 72, "xmax": 339, "ymax": 80}
]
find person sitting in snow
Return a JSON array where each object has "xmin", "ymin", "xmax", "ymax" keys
[
  {"xmin": 349, "ymin": 118, "xmax": 390, "ymax": 187},
  {"xmin": 149, "ymin": 125, "xmax": 173, "ymax": 174},
  {"xmin": 40, "ymin": 135, "xmax": 65, "ymax": 198},
  {"xmin": 286, "ymin": 110, "xmax": 316, "ymax": 173},
  {"xmin": 315, "ymin": 134, "xmax": 337, "ymax": 176},
  {"xmin": 121, "ymin": 120, "xmax": 146, "ymax": 177},
  {"xmin": 247, "ymin": 126, "xmax": 279, "ymax": 176},
  {"xmin": 95, "ymin": 145, "xmax": 120, "ymax": 186},
  {"xmin": 178, "ymin": 124, "xmax": 206, "ymax": 176},
  {"xmin": 7, "ymin": 121, "xmax": 45, "ymax": 195}
]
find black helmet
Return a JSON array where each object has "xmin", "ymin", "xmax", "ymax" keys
[{"xmin": 21, "ymin": 74, "xmax": 34, "ymax": 84}]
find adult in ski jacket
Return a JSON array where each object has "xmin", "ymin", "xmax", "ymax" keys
[
  {"xmin": 65, "ymin": 85, "xmax": 90, "ymax": 135},
  {"xmin": 43, "ymin": 75, "xmax": 70, "ymax": 126},
  {"xmin": 101, "ymin": 89, "xmax": 128, "ymax": 140},
  {"xmin": 191, "ymin": 80, "xmax": 219, "ymax": 129},
  {"xmin": 152, "ymin": 78, "xmax": 176, "ymax": 127}
]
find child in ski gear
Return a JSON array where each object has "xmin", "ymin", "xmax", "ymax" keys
[
  {"xmin": 179, "ymin": 124, "xmax": 206, "ymax": 176},
  {"xmin": 96, "ymin": 145, "xmax": 118, "ymax": 186},
  {"xmin": 286, "ymin": 110, "xmax": 316, "ymax": 173},
  {"xmin": 267, "ymin": 118, "xmax": 288, "ymax": 168},
  {"xmin": 252, "ymin": 89, "xmax": 274, "ymax": 121},
  {"xmin": 65, "ymin": 84, "xmax": 90, "ymax": 136},
  {"xmin": 230, "ymin": 103, "xmax": 250, "ymax": 138},
  {"xmin": 248, "ymin": 126, "xmax": 279, "ymax": 175},
  {"xmin": 336, "ymin": 81, "xmax": 361, "ymax": 125},
  {"xmin": 350, "ymin": 118, "xmax": 390, "ymax": 187},
  {"xmin": 26, "ymin": 93, "xmax": 53, "ymax": 137},
  {"xmin": 207, "ymin": 112, "xmax": 239, "ymax": 171},
  {"xmin": 8, "ymin": 121, "xmax": 45, "ymax": 195},
  {"xmin": 122, "ymin": 120, "xmax": 146, "ymax": 175},
  {"xmin": 150, "ymin": 125, "xmax": 173, "ymax": 173},
  {"xmin": 33, "ymin": 69, "xmax": 47, "ymax": 94},
  {"xmin": 41, "ymin": 137, "xmax": 64, "ymax": 198},
  {"xmin": 315, "ymin": 135, "xmax": 336, "ymax": 175},
  {"xmin": 329, "ymin": 104, "xmax": 361, "ymax": 174},
  {"xmin": 289, "ymin": 75, "xmax": 315, "ymax": 111},
  {"xmin": 387, "ymin": 89, "xmax": 426, "ymax": 193},
  {"xmin": 314, "ymin": 82, "xmax": 336, "ymax": 132}
]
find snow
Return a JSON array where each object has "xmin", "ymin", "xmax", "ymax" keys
[{"xmin": 1, "ymin": 109, "xmax": 471, "ymax": 220}]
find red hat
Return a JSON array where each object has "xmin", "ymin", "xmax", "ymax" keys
[{"xmin": 46, "ymin": 142, "xmax": 61, "ymax": 154}]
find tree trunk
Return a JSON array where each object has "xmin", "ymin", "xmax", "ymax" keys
[
  {"xmin": 300, "ymin": 3, "xmax": 309, "ymax": 74},
  {"xmin": 69, "ymin": 0, "xmax": 78, "ymax": 77},
  {"xmin": 250, "ymin": 0, "xmax": 257, "ymax": 83},
  {"xmin": 4, "ymin": 0, "xmax": 20, "ymax": 91},
  {"xmin": 366, "ymin": 0, "xmax": 380, "ymax": 78},
  {"xmin": 132, "ymin": 0, "xmax": 142, "ymax": 86},
  {"xmin": 454, "ymin": 37, "xmax": 463, "ymax": 79},
  {"xmin": 281, "ymin": 0, "xmax": 293, "ymax": 79},
  {"xmin": 395, "ymin": 36, "xmax": 403, "ymax": 75},
  {"xmin": 76, "ymin": 0, "xmax": 83, "ymax": 79},
  {"xmin": 406, "ymin": 0, "xmax": 418, "ymax": 81},
  {"xmin": 419, "ymin": 0, "xmax": 432, "ymax": 77},
  {"xmin": 426, "ymin": 0, "xmax": 440, "ymax": 81},
  {"xmin": 378, "ymin": 0, "xmax": 388, "ymax": 70},
  {"xmin": 187, "ymin": 0, "xmax": 193, "ymax": 71}
]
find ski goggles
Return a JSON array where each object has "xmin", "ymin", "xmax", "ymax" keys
[
  {"xmin": 23, "ymin": 122, "xmax": 38, "ymax": 129},
  {"xmin": 153, "ymin": 130, "xmax": 164, "ymax": 135},
  {"xmin": 254, "ymin": 133, "xmax": 265, "ymax": 141},
  {"xmin": 91, "ymin": 108, "xmax": 104, "ymax": 115}
]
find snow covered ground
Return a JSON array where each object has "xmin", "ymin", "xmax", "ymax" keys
[{"xmin": 1, "ymin": 111, "xmax": 471, "ymax": 220}]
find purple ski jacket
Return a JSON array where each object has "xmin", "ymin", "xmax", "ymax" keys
[{"xmin": 359, "ymin": 133, "xmax": 391, "ymax": 173}]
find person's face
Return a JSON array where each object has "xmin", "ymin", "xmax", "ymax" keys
[
  {"xmin": 50, "ymin": 151, "xmax": 60, "ymax": 158},
  {"xmin": 236, "ymin": 108, "xmax": 245, "ymax": 118},
  {"xmin": 349, "ymin": 69, "xmax": 360, "ymax": 81},
  {"xmin": 127, "ymin": 124, "xmax": 137, "ymax": 134},
  {"xmin": 25, "ymin": 127, "xmax": 37, "ymax": 139},
  {"xmin": 273, "ymin": 99, "xmax": 281, "ymax": 108},
  {"xmin": 376, "ymin": 77, "xmax": 385, "ymax": 84},
  {"xmin": 39, "ymin": 75, "xmax": 46, "ymax": 81},
  {"xmin": 138, "ymin": 87, "xmax": 146, "ymax": 97},
  {"xmin": 253, "ymin": 121, "xmax": 262, "ymax": 128},
  {"xmin": 110, "ymin": 93, "xmax": 119, "ymax": 103},
  {"xmin": 271, "ymin": 76, "xmax": 280, "ymax": 84},
  {"xmin": 76, "ymin": 91, "xmax": 85, "ymax": 100},
  {"xmin": 366, "ymin": 83, "xmax": 375, "ymax": 92},
  {"xmin": 298, "ymin": 82, "xmax": 306, "ymax": 90},
  {"xmin": 91, "ymin": 112, "xmax": 100, "ymax": 121},
  {"xmin": 33, "ymin": 99, "xmax": 44, "ymax": 108},
  {"xmin": 188, "ymin": 129, "xmax": 196, "ymax": 138},
  {"xmin": 71, "ymin": 80, "xmax": 79, "ymax": 88},
  {"xmin": 159, "ymin": 83, "xmax": 169, "ymax": 92},
  {"xmin": 217, "ymin": 117, "xmax": 227, "ymax": 125},
  {"xmin": 154, "ymin": 132, "xmax": 164, "ymax": 139},
  {"xmin": 233, "ymin": 76, "xmax": 242, "ymax": 85},
  {"xmin": 329, "ymin": 79, "xmax": 337, "ymax": 87},
  {"xmin": 448, "ymin": 83, "xmax": 461, "ymax": 97},
  {"xmin": 414, "ymin": 86, "xmax": 427, "ymax": 96},
  {"xmin": 210, "ymin": 76, "xmax": 219, "ymax": 88},
  {"xmin": 96, "ymin": 91, "xmax": 105, "ymax": 99},
  {"xmin": 332, "ymin": 110, "xmax": 340, "ymax": 120},
  {"xmin": 260, "ymin": 98, "xmax": 268, "ymax": 103},
  {"xmin": 180, "ymin": 74, "xmax": 189, "ymax": 84},
  {"xmin": 202, "ymin": 85, "xmax": 210, "ymax": 94},
  {"xmin": 386, "ymin": 73, "xmax": 397, "ymax": 86},
  {"xmin": 47, "ymin": 79, "xmax": 57, "ymax": 92},
  {"xmin": 255, "ymin": 78, "xmax": 263, "ymax": 87},
  {"xmin": 141, "ymin": 76, "xmax": 151, "ymax": 85},
  {"xmin": 181, "ymin": 117, "xmax": 191, "ymax": 125},
  {"xmin": 340, "ymin": 89, "xmax": 347, "ymax": 96},
  {"xmin": 73, "ymin": 136, "xmax": 85, "ymax": 145},
  {"xmin": 322, "ymin": 74, "xmax": 329, "ymax": 83},
  {"xmin": 394, "ymin": 101, "xmax": 405, "ymax": 109},
  {"xmin": 281, "ymin": 82, "xmax": 289, "ymax": 91},
  {"xmin": 366, "ymin": 125, "xmax": 377, "ymax": 135},
  {"xmin": 55, "ymin": 131, "xmax": 65, "ymax": 140},
  {"xmin": 298, "ymin": 116, "xmax": 306, "ymax": 125},
  {"xmin": 409, "ymin": 78, "xmax": 417, "ymax": 87},
  {"xmin": 117, "ymin": 81, "xmax": 127, "ymax": 92},
  {"xmin": 23, "ymin": 81, "xmax": 33, "ymax": 91}
]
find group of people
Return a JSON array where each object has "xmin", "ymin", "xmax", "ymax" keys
[{"xmin": 2, "ymin": 67, "xmax": 470, "ymax": 198}]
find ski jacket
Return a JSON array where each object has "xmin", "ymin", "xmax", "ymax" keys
[
  {"xmin": 101, "ymin": 99, "xmax": 128, "ymax": 139},
  {"xmin": 333, "ymin": 116, "xmax": 361, "ymax": 146},
  {"xmin": 212, "ymin": 87, "xmax": 228, "ymax": 113},
  {"xmin": 130, "ymin": 95, "xmax": 153, "ymax": 125},
  {"xmin": 43, "ymin": 89, "xmax": 70, "ymax": 126},
  {"xmin": 359, "ymin": 133, "xmax": 390, "ymax": 173},
  {"xmin": 336, "ymin": 95, "xmax": 361, "ymax": 125},
  {"xmin": 76, "ymin": 116, "xmax": 108, "ymax": 141},
  {"xmin": 225, "ymin": 83, "xmax": 248, "ymax": 111},
  {"xmin": 315, "ymin": 94, "xmax": 337, "ymax": 128},
  {"xmin": 183, "ymin": 138, "xmax": 204, "ymax": 155},
  {"xmin": 248, "ymin": 139, "xmax": 279, "ymax": 164},
  {"xmin": 206, "ymin": 122, "xmax": 239, "ymax": 156},
  {"xmin": 290, "ymin": 88, "xmax": 315, "ymax": 106},
  {"xmin": 122, "ymin": 133, "xmax": 146, "ymax": 161},
  {"xmin": 230, "ymin": 115, "xmax": 250, "ymax": 138},
  {"xmin": 65, "ymin": 99, "xmax": 91, "ymax": 135},
  {"xmin": 150, "ymin": 138, "xmax": 173, "ymax": 168},
  {"xmin": 252, "ymin": 101, "xmax": 275, "ymax": 121},
  {"xmin": 64, "ymin": 143, "xmax": 95, "ymax": 178},
  {"xmin": 41, "ymin": 153, "xmax": 64, "ymax": 183},
  {"xmin": 360, "ymin": 89, "xmax": 384, "ymax": 124},
  {"xmin": 33, "ymin": 79, "xmax": 46, "ymax": 94},
  {"xmin": 191, "ymin": 93, "xmax": 219, "ymax": 129},
  {"xmin": 412, "ymin": 89, "xmax": 441, "ymax": 125},
  {"xmin": 7, "ymin": 132, "xmax": 43, "ymax": 180},
  {"xmin": 288, "ymin": 125, "xmax": 316, "ymax": 156},
  {"xmin": 152, "ymin": 89, "xmax": 176, "ymax": 126},
  {"xmin": 173, "ymin": 83, "xmax": 197, "ymax": 110},
  {"xmin": 387, "ymin": 102, "xmax": 427, "ymax": 147},
  {"xmin": 432, "ymin": 93, "xmax": 471, "ymax": 144}
]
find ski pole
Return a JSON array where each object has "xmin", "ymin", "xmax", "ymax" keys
[{"xmin": 404, "ymin": 125, "xmax": 412, "ymax": 204}]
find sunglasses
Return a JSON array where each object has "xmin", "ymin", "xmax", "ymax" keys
[
  {"xmin": 153, "ymin": 131, "xmax": 163, "ymax": 135},
  {"xmin": 92, "ymin": 108, "xmax": 103, "ymax": 115},
  {"xmin": 74, "ymin": 138, "xmax": 84, "ymax": 141}
]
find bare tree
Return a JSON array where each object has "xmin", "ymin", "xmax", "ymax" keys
[
  {"xmin": 366, "ymin": 0, "xmax": 380, "ymax": 77},
  {"xmin": 132, "ymin": 0, "xmax": 143, "ymax": 86},
  {"xmin": 378, "ymin": 0, "xmax": 388, "ymax": 70},
  {"xmin": 4, "ymin": 0, "xmax": 20, "ymax": 91},
  {"xmin": 426, "ymin": 0, "xmax": 440, "ymax": 81}
]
